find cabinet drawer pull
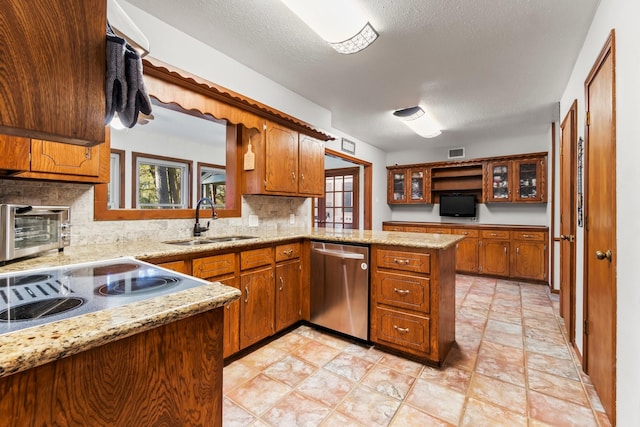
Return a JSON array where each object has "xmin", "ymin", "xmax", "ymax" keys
[
  {"xmin": 283, "ymin": 249, "xmax": 294, "ymax": 256},
  {"xmin": 393, "ymin": 288, "xmax": 410, "ymax": 296},
  {"xmin": 522, "ymin": 234, "xmax": 532, "ymax": 238},
  {"xmin": 393, "ymin": 325, "xmax": 410, "ymax": 334},
  {"xmin": 244, "ymin": 286, "xmax": 249, "ymax": 303},
  {"xmin": 393, "ymin": 258, "xmax": 410, "ymax": 265},
  {"xmin": 279, "ymin": 276, "xmax": 284, "ymax": 291},
  {"xmin": 491, "ymin": 233, "xmax": 498, "ymax": 236}
]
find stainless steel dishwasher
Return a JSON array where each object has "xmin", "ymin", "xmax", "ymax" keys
[{"xmin": 310, "ymin": 241, "xmax": 369, "ymax": 341}]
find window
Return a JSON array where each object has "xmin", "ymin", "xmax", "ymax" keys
[
  {"xmin": 198, "ymin": 163, "xmax": 226, "ymax": 208},
  {"xmin": 108, "ymin": 149, "xmax": 125, "ymax": 209},
  {"xmin": 133, "ymin": 152, "xmax": 192, "ymax": 209},
  {"xmin": 315, "ymin": 167, "xmax": 359, "ymax": 229}
]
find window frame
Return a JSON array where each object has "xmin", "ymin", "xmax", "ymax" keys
[{"xmin": 132, "ymin": 152, "xmax": 193, "ymax": 210}]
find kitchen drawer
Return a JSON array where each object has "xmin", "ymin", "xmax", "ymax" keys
[
  {"xmin": 275, "ymin": 242, "xmax": 301, "ymax": 262},
  {"xmin": 452, "ymin": 229, "xmax": 479, "ymax": 238},
  {"xmin": 375, "ymin": 271, "xmax": 430, "ymax": 313},
  {"xmin": 424, "ymin": 227, "xmax": 451, "ymax": 235},
  {"xmin": 404, "ymin": 226, "xmax": 426, "ymax": 233},
  {"xmin": 156, "ymin": 260, "xmax": 190, "ymax": 275},
  {"xmin": 480, "ymin": 229, "xmax": 511, "ymax": 240},
  {"xmin": 193, "ymin": 253, "xmax": 236, "ymax": 279},
  {"xmin": 376, "ymin": 249, "xmax": 431, "ymax": 274},
  {"xmin": 512, "ymin": 231, "xmax": 546, "ymax": 241},
  {"xmin": 383, "ymin": 225, "xmax": 406, "ymax": 231},
  {"xmin": 241, "ymin": 247, "xmax": 274, "ymax": 270},
  {"xmin": 374, "ymin": 307, "xmax": 430, "ymax": 354}
]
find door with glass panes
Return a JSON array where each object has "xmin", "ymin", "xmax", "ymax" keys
[{"xmin": 314, "ymin": 167, "xmax": 359, "ymax": 229}]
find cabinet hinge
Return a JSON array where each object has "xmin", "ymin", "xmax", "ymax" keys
[
  {"xmin": 264, "ymin": 180, "xmax": 267, "ymax": 188},
  {"xmin": 586, "ymin": 111, "xmax": 590, "ymax": 126},
  {"xmin": 584, "ymin": 319, "xmax": 589, "ymax": 335}
]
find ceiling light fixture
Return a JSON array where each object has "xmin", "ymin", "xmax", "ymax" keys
[
  {"xmin": 279, "ymin": 0, "xmax": 378, "ymax": 54},
  {"xmin": 393, "ymin": 106, "xmax": 442, "ymax": 138}
]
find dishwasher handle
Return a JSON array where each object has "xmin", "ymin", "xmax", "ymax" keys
[{"xmin": 312, "ymin": 247, "xmax": 365, "ymax": 260}]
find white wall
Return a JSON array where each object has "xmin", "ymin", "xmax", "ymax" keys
[{"xmin": 559, "ymin": 0, "xmax": 640, "ymax": 424}]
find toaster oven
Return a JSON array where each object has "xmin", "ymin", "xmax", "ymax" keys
[{"xmin": 0, "ymin": 205, "xmax": 71, "ymax": 263}]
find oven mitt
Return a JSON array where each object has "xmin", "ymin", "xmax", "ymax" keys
[
  {"xmin": 105, "ymin": 32, "xmax": 128, "ymax": 124},
  {"xmin": 119, "ymin": 43, "xmax": 152, "ymax": 128}
]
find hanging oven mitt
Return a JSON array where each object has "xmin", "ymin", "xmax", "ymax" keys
[
  {"xmin": 119, "ymin": 43, "xmax": 152, "ymax": 128},
  {"xmin": 105, "ymin": 23, "xmax": 128, "ymax": 124}
]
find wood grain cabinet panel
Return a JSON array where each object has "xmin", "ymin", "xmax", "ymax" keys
[
  {"xmin": 298, "ymin": 135, "xmax": 325, "ymax": 196},
  {"xmin": 0, "ymin": 0, "xmax": 106, "ymax": 146},
  {"xmin": 376, "ymin": 249, "xmax": 431, "ymax": 274},
  {"xmin": 375, "ymin": 307, "xmax": 431, "ymax": 354},
  {"xmin": 265, "ymin": 123, "xmax": 299, "ymax": 194},
  {"xmin": 220, "ymin": 277, "xmax": 240, "ymax": 358},
  {"xmin": 0, "ymin": 135, "xmax": 30, "ymax": 172},
  {"xmin": 156, "ymin": 260, "xmax": 190, "ymax": 275},
  {"xmin": 512, "ymin": 240, "xmax": 547, "ymax": 281},
  {"xmin": 453, "ymin": 229, "xmax": 480, "ymax": 274},
  {"xmin": 193, "ymin": 253, "xmax": 236, "ymax": 278},
  {"xmin": 375, "ymin": 271, "xmax": 430, "ymax": 313},
  {"xmin": 479, "ymin": 240, "xmax": 510, "ymax": 277},
  {"xmin": 240, "ymin": 247, "xmax": 274, "ymax": 270},
  {"xmin": 275, "ymin": 242, "xmax": 301, "ymax": 262},
  {"xmin": 240, "ymin": 265, "xmax": 275, "ymax": 349},
  {"xmin": 275, "ymin": 259, "xmax": 301, "ymax": 331}
]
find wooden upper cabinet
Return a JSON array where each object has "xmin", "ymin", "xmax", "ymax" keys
[
  {"xmin": 0, "ymin": 135, "xmax": 30, "ymax": 173},
  {"xmin": 298, "ymin": 135, "xmax": 325, "ymax": 196},
  {"xmin": 30, "ymin": 140, "xmax": 101, "ymax": 177},
  {"xmin": 266, "ymin": 122, "xmax": 299, "ymax": 193},
  {"xmin": 243, "ymin": 120, "xmax": 324, "ymax": 197},
  {"xmin": 486, "ymin": 156, "xmax": 547, "ymax": 203},
  {"xmin": 0, "ymin": 0, "xmax": 106, "ymax": 146},
  {"xmin": 387, "ymin": 167, "xmax": 429, "ymax": 204},
  {"xmin": 486, "ymin": 161, "xmax": 513, "ymax": 202}
]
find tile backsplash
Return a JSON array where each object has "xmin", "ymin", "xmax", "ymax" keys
[{"xmin": 0, "ymin": 180, "xmax": 312, "ymax": 246}]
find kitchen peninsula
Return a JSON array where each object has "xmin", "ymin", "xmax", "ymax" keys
[{"xmin": 0, "ymin": 229, "xmax": 461, "ymax": 425}]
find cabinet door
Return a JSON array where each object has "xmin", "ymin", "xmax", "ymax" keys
[
  {"xmin": 155, "ymin": 260, "xmax": 190, "ymax": 275},
  {"xmin": 240, "ymin": 266, "xmax": 275, "ymax": 349},
  {"xmin": 265, "ymin": 123, "xmax": 298, "ymax": 193},
  {"xmin": 486, "ymin": 161, "xmax": 512, "ymax": 202},
  {"xmin": 514, "ymin": 158, "xmax": 546, "ymax": 202},
  {"xmin": 220, "ymin": 277, "xmax": 240, "ymax": 358},
  {"xmin": 275, "ymin": 259, "xmax": 301, "ymax": 331},
  {"xmin": 408, "ymin": 168, "xmax": 427, "ymax": 203},
  {"xmin": 512, "ymin": 241, "xmax": 547, "ymax": 281},
  {"xmin": 0, "ymin": 0, "xmax": 105, "ymax": 145},
  {"xmin": 30, "ymin": 139, "xmax": 101, "ymax": 177},
  {"xmin": 388, "ymin": 169, "xmax": 407, "ymax": 203},
  {"xmin": 0, "ymin": 135, "xmax": 30, "ymax": 172},
  {"xmin": 456, "ymin": 237, "xmax": 479, "ymax": 273},
  {"xmin": 298, "ymin": 135, "xmax": 324, "ymax": 196},
  {"xmin": 480, "ymin": 240, "xmax": 510, "ymax": 277}
]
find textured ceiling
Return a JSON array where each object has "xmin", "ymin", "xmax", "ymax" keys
[{"xmin": 125, "ymin": 0, "xmax": 599, "ymax": 152}]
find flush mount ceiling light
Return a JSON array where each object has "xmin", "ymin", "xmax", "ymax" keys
[
  {"xmin": 393, "ymin": 106, "xmax": 442, "ymax": 138},
  {"xmin": 279, "ymin": 0, "xmax": 378, "ymax": 54}
]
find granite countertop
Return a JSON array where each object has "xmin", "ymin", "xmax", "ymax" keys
[{"xmin": 0, "ymin": 228, "xmax": 460, "ymax": 379}]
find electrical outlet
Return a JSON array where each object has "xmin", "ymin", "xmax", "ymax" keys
[
  {"xmin": 249, "ymin": 215, "xmax": 259, "ymax": 227},
  {"xmin": 289, "ymin": 213, "xmax": 295, "ymax": 225}
]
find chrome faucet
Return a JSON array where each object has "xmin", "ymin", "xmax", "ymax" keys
[{"xmin": 194, "ymin": 197, "xmax": 217, "ymax": 237}]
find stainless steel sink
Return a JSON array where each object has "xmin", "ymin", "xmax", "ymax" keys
[{"xmin": 164, "ymin": 236, "xmax": 256, "ymax": 246}]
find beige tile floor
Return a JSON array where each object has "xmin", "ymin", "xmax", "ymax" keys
[{"xmin": 223, "ymin": 275, "xmax": 612, "ymax": 426}]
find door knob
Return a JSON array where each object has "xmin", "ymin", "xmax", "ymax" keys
[{"xmin": 595, "ymin": 250, "xmax": 612, "ymax": 262}]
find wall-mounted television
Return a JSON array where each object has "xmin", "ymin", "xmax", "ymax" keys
[{"xmin": 439, "ymin": 194, "xmax": 477, "ymax": 217}]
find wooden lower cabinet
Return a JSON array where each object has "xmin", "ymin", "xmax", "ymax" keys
[
  {"xmin": 383, "ymin": 222, "xmax": 548, "ymax": 283},
  {"xmin": 511, "ymin": 231, "xmax": 548, "ymax": 281},
  {"xmin": 240, "ymin": 265, "xmax": 275, "ymax": 349},
  {"xmin": 156, "ymin": 259, "xmax": 191, "ymax": 275},
  {"xmin": 452, "ymin": 229, "xmax": 479, "ymax": 273},
  {"xmin": 371, "ymin": 245, "xmax": 455, "ymax": 365},
  {"xmin": 275, "ymin": 259, "xmax": 301, "ymax": 331},
  {"xmin": 0, "ymin": 309, "xmax": 224, "ymax": 426},
  {"xmin": 220, "ymin": 277, "xmax": 240, "ymax": 358},
  {"xmin": 479, "ymin": 239, "xmax": 510, "ymax": 277}
]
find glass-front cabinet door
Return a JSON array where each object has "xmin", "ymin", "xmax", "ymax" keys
[
  {"xmin": 409, "ymin": 168, "xmax": 427, "ymax": 203},
  {"xmin": 514, "ymin": 158, "xmax": 545, "ymax": 202},
  {"xmin": 389, "ymin": 170, "xmax": 406, "ymax": 203},
  {"xmin": 487, "ymin": 161, "xmax": 512, "ymax": 202}
]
